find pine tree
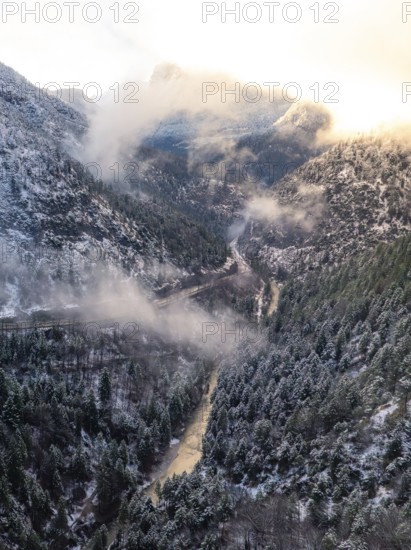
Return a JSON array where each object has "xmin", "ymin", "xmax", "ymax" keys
[
  {"xmin": 26, "ymin": 477, "xmax": 51, "ymax": 530},
  {"xmin": 119, "ymin": 440, "xmax": 129, "ymax": 466},
  {"xmin": 118, "ymin": 498, "xmax": 129, "ymax": 525},
  {"xmin": 7, "ymin": 432, "xmax": 27, "ymax": 490},
  {"xmin": 91, "ymin": 529, "xmax": 104, "ymax": 550},
  {"xmin": 0, "ymin": 475, "xmax": 11, "ymax": 513},
  {"xmin": 49, "ymin": 499, "xmax": 69, "ymax": 549},
  {"xmin": 23, "ymin": 530, "xmax": 45, "ymax": 550},
  {"xmin": 3, "ymin": 392, "xmax": 22, "ymax": 429},
  {"xmin": 99, "ymin": 368, "xmax": 112, "ymax": 403},
  {"xmin": 0, "ymin": 369, "xmax": 9, "ymax": 408},
  {"xmin": 96, "ymin": 450, "xmax": 118, "ymax": 513},
  {"xmin": 84, "ymin": 391, "xmax": 99, "ymax": 433},
  {"xmin": 70, "ymin": 444, "xmax": 89, "ymax": 481},
  {"xmin": 159, "ymin": 409, "xmax": 171, "ymax": 447}
]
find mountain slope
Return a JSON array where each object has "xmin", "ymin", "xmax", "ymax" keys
[
  {"xmin": 0, "ymin": 63, "xmax": 227, "ymax": 315},
  {"xmin": 242, "ymin": 136, "xmax": 411, "ymax": 279},
  {"xmin": 198, "ymin": 233, "xmax": 411, "ymax": 548},
  {"xmin": 117, "ymin": 233, "xmax": 411, "ymax": 549}
]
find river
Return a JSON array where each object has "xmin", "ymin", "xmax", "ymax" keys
[
  {"xmin": 145, "ymin": 368, "xmax": 219, "ymax": 503},
  {"xmin": 97, "ymin": 240, "xmax": 279, "ymax": 546},
  {"xmin": 143, "ymin": 241, "xmax": 278, "ymax": 501}
]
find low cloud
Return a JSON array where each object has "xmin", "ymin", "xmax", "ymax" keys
[{"xmin": 232, "ymin": 182, "xmax": 325, "ymax": 238}]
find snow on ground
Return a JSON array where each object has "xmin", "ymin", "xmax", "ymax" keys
[
  {"xmin": 371, "ymin": 401, "xmax": 398, "ymax": 427},
  {"xmin": 373, "ymin": 485, "xmax": 393, "ymax": 504}
]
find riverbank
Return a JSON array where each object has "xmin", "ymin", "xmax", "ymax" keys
[{"xmin": 145, "ymin": 368, "xmax": 219, "ymax": 503}]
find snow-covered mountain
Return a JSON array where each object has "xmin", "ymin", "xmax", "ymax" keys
[
  {"xmin": 144, "ymin": 100, "xmax": 290, "ymax": 156},
  {"xmin": 0, "ymin": 63, "xmax": 226, "ymax": 316},
  {"xmin": 241, "ymin": 136, "xmax": 411, "ymax": 279},
  {"xmin": 273, "ymin": 100, "xmax": 331, "ymax": 137},
  {"xmin": 3, "ymin": 60, "xmax": 411, "ymax": 550}
]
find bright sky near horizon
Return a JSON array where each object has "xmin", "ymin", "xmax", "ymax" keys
[{"xmin": 1, "ymin": 0, "xmax": 411, "ymax": 133}]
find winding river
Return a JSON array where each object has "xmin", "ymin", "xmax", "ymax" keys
[
  {"xmin": 144, "ymin": 241, "xmax": 279, "ymax": 501},
  {"xmin": 101, "ymin": 241, "xmax": 280, "ymax": 546}
]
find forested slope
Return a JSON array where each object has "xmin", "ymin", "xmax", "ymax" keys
[{"xmin": 116, "ymin": 234, "xmax": 411, "ymax": 549}]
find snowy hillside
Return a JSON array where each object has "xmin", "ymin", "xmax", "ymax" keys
[
  {"xmin": 242, "ymin": 136, "xmax": 411, "ymax": 279},
  {"xmin": 0, "ymin": 63, "xmax": 226, "ymax": 316}
]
